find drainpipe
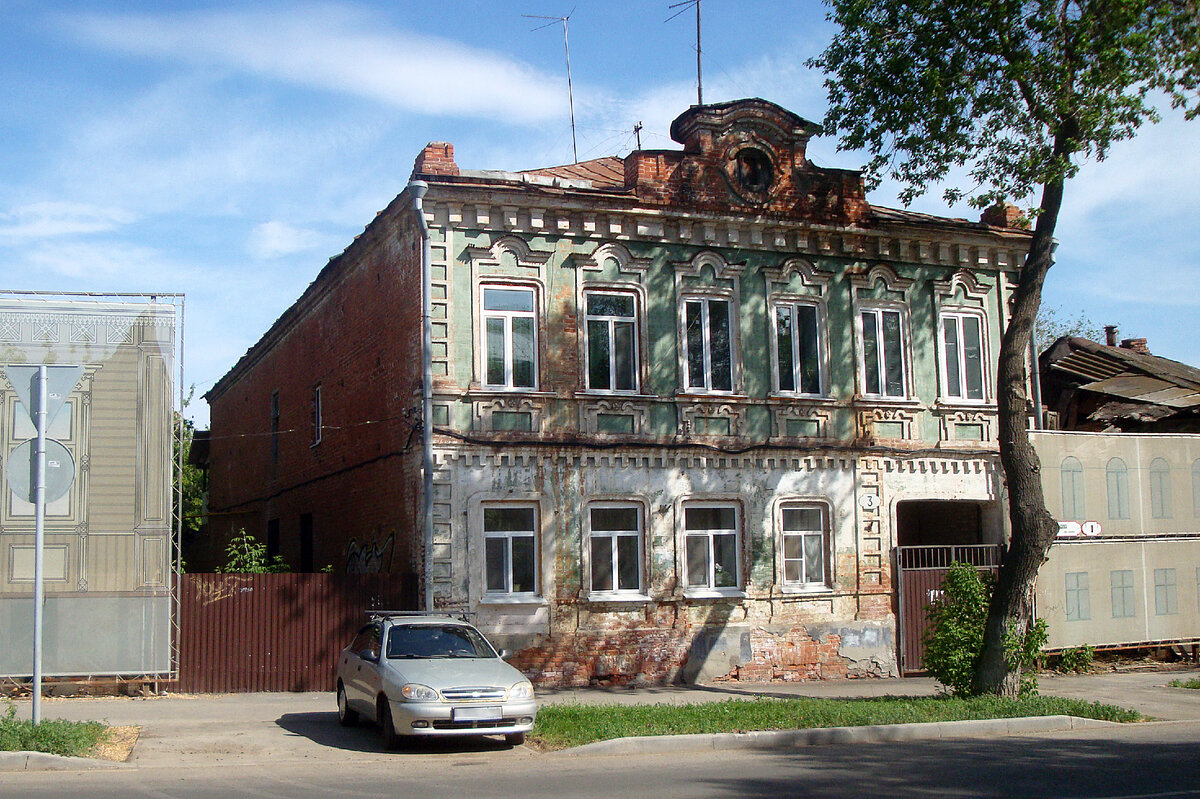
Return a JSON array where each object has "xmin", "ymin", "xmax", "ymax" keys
[
  {"xmin": 408, "ymin": 180, "xmax": 434, "ymax": 612},
  {"xmin": 1030, "ymin": 316, "xmax": 1043, "ymax": 430}
]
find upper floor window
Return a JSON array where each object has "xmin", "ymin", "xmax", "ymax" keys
[
  {"xmin": 311, "ymin": 385, "xmax": 322, "ymax": 446},
  {"xmin": 1061, "ymin": 457, "xmax": 1085, "ymax": 519},
  {"xmin": 859, "ymin": 306, "xmax": 907, "ymax": 398},
  {"xmin": 483, "ymin": 504, "xmax": 538, "ymax": 597},
  {"xmin": 1064, "ymin": 571, "xmax": 1090, "ymax": 621},
  {"xmin": 780, "ymin": 503, "xmax": 829, "ymax": 589},
  {"xmin": 1149, "ymin": 457, "xmax": 1172, "ymax": 518},
  {"xmin": 1154, "ymin": 567, "xmax": 1178, "ymax": 615},
  {"xmin": 1106, "ymin": 458, "xmax": 1130, "ymax": 520},
  {"xmin": 269, "ymin": 390, "xmax": 280, "ymax": 464},
  {"xmin": 588, "ymin": 503, "xmax": 643, "ymax": 596},
  {"xmin": 482, "ymin": 286, "xmax": 537, "ymax": 389},
  {"xmin": 585, "ymin": 291, "xmax": 638, "ymax": 393},
  {"xmin": 773, "ymin": 301, "xmax": 822, "ymax": 395},
  {"xmin": 938, "ymin": 311, "xmax": 987, "ymax": 402},
  {"xmin": 683, "ymin": 502, "xmax": 740, "ymax": 592},
  {"xmin": 682, "ymin": 297, "xmax": 734, "ymax": 392}
]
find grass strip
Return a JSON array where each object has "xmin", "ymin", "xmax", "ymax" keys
[
  {"xmin": 0, "ymin": 703, "xmax": 111, "ymax": 758},
  {"xmin": 1169, "ymin": 678, "xmax": 1200, "ymax": 689},
  {"xmin": 530, "ymin": 695, "xmax": 1141, "ymax": 750}
]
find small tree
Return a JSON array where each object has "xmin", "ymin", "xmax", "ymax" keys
[
  {"xmin": 813, "ymin": 0, "xmax": 1200, "ymax": 696},
  {"xmin": 216, "ymin": 530, "xmax": 291, "ymax": 574},
  {"xmin": 1036, "ymin": 305, "xmax": 1107, "ymax": 352},
  {"xmin": 923, "ymin": 562, "xmax": 1047, "ymax": 696}
]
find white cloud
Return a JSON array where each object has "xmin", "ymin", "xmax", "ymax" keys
[
  {"xmin": 0, "ymin": 201, "xmax": 137, "ymax": 241},
  {"xmin": 17, "ymin": 240, "xmax": 184, "ymax": 284},
  {"xmin": 64, "ymin": 3, "xmax": 566, "ymax": 124},
  {"xmin": 248, "ymin": 220, "xmax": 323, "ymax": 260}
]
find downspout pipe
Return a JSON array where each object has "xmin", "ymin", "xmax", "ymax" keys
[{"xmin": 408, "ymin": 180, "xmax": 434, "ymax": 612}]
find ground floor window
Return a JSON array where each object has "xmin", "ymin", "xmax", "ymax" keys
[
  {"xmin": 483, "ymin": 505, "xmax": 538, "ymax": 596},
  {"xmin": 589, "ymin": 504, "xmax": 643, "ymax": 594},
  {"xmin": 781, "ymin": 503, "xmax": 829, "ymax": 588},
  {"xmin": 683, "ymin": 503, "xmax": 740, "ymax": 591}
]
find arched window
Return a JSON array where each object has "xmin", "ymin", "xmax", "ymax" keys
[
  {"xmin": 1149, "ymin": 458, "xmax": 1172, "ymax": 519},
  {"xmin": 1106, "ymin": 458, "xmax": 1130, "ymax": 520},
  {"xmin": 1061, "ymin": 457, "xmax": 1085, "ymax": 520}
]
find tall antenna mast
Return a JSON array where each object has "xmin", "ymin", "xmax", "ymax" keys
[
  {"xmin": 667, "ymin": 0, "xmax": 702, "ymax": 105},
  {"xmin": 525, "ymin": 11, "xmax": 578, "ymax": 163}
]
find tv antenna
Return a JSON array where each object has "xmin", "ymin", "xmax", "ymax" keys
[
  {"xmin": 667, "ymin": 0, "xmax": 702, "ymax": 105},
  {"xmin": 525, "ymin": 10, "xmax": 578, "ymax": 163}
]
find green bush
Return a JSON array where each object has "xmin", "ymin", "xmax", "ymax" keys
[
  {"xmin": 1056, "ymin": 644, "xmax": 1095, "ymax": 673},
  {"xmin": 921, "ymin": 561, "xmax": 1046, "ymax": 696},
  {"xmin": 216, "ymin": 530, "xmax": 290, "ymax": 574},
  {"xmin": 0, "ymin": 702, "xmax": 109, "ymax": 757}
]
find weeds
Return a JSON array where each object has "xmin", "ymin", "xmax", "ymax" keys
[{"xmin": 0, "ymin": 701, "xmax": 110, "ymax": 757}]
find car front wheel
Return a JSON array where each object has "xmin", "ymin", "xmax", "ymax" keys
[
  {"xmin": 504, "ymin": 731, "xmax": 525, "ymax": 746},
  {"xmin": 379, "ymin": 698, "xmax": 401, "ymax": 749},
  {"xmin": 336, "ymin": 684, "xmax": 358, "ymax": 727}
]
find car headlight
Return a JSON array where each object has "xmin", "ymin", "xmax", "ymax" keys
[
  {"xmin": 507, "ymin": 681, "xmax": 534, "ymax": 700},
  {"xmin": 400, "ymin": 683, "xmax": 440, "ymax": 702}
]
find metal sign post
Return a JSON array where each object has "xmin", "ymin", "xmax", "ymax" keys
[{"xmin": 3, "ymin": 364, "xmax": 82, "ymax": 723}]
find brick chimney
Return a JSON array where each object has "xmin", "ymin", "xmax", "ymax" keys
[
  {"xmin": 1120, "ymin": 337, "xmax": 1150, "ymax": 355},
  {"xmin": 1104, "ymin": 325, "xmax": 1118, "ymax": 346},
  {"xmin": 412, "ymin": 142, "xmax": 459, "ymax": 178},
  {"xmin": 980, "ymin": 203, "xmax": 1026, "ymax": 229}
]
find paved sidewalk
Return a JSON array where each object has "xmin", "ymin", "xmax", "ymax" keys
[{"xmin": 3, "ymin": 667, "xmax": 1198, "ymax": 771}]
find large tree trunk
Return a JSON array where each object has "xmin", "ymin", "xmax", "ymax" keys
[{"xmin": 971, "ymin": 174, "xmax": 1066, "ymax": 697}]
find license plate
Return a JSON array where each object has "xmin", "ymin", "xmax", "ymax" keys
[{"xmin": 453, "ymin": 706, "xmax": 501, "ymax": 721}]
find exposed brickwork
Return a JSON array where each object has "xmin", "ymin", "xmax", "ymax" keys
[
  {"xmin": 412, "ymin": 142, "xmax": 459, "ymax": 178},
  {"xmin": 204, "ymin": 198, "xmax": 425, "ymax": 578},
  {"xmin": 980, "ymin": 202, "xmax": 1025, "ymax": 228}
]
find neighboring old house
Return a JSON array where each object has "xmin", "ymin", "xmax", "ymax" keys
[
  {"xmin": 1033, "ymin": 334, "xmax": 1200, "ymax": 653},
  {"xmin": 204, "ymin": 98, "xmax": 1036, "ymax": 684}
]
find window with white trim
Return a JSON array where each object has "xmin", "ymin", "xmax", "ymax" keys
[
  {"xmin": 482, "ymin": 286, "xmax": 537, "ymax": 389},
  {"xmin": 683, "ymin": 503, "xmax": 740, "ymax": 590},
  {"xmin": 773, "ymin": 301, "xmax": 823, "ymax": 395},
  {"xmin": 682, "ymin": 297, "xmax": 734, "ymax": 392},
  {"xmin": 585, "ymin": 291, "xmax": 639, "ymax": 393},
  {"xmin": 483, "ymin": 505, "xmax": 538, "ymax": 596},
  {"xmin": 938, "ymin": 310, "xmax": 987, "ymax": 402},
  {"xmin": 588, "ymin": 503, "xmax": 643, "ymax": 595},
  {"xmin": 780, "ymin": 503, "xmax": 829, "ymax": 588},
  {"xmin": 859, "ymin": 306, "xmax": 907, "ymax": 398}
]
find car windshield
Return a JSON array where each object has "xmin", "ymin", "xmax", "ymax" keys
[{"xmin": 386, "ymin": 624, "xmax": 497, "ymax": 659}]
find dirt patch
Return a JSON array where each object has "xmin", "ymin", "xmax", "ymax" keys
[{"xmin": 92, "ymin": 726, "xmax": 139, "ymax": 762}]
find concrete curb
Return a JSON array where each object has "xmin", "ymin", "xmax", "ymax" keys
[
  {"xmin": 564, "ymin": 715, "xmax": 1116, "ymax": 756},
  {"xmin": 0, "ymin": 751, "xmax": 134, "ymax": 772}
]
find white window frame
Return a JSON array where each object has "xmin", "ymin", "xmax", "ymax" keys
[
  {"xmin": 778, "ymin": 502, "xmax": 831, "ymax": 592},
  {"xmin": 480, "ymin": 283, "xmax": 539, "ymax": 390},
  {"xmin": 937, "ymin": 309, "xmax": 989, "ymax": 403},
  {"xmin": 680, "ymin": 294, "xmax": 737, "ymax": 394},
  {"xmin": 482, "ymin": 503, "xmax": 540, "ymax": 598},
  {"xmin": 681, "ymin": 501, "xmax": 742, "ymax": 596},
  {"xmin": 587, "ymin": 502, "xmax": 646, "ymax": 599},
  {"xmin": 770, "ymin": 299, "xmax": 826, "ymax": 397},
  {"xmin": 583, "ymin": 289, "xmax": 640, "ymax": 394},
  {"xmin": 856, "ymin": 303, "xmax": 909, "ymax": 399}
]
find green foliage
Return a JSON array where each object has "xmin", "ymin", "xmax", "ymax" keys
[
  {"xmin": 810, "ymin": 0, "xmax": 1200, "ymax": 208},
  {"xmin": 1056, "ymin": 644, "xmax": 1096, "ymax": 673},
  {"xmin": 216, "ymin": 530, "xmax": 290, "ymax": 574},
  {"xmin": 0, "ymin": 702, "xmax": 110, "ymax": 756},
  {"xmin": 1169, "ymin": 677, "xmax": 1200, "ymax": 689},
  {"xmin": 529, "ymin": 694, "xmax": 1141, "ymax": 750},
  {"xmin": 1036, "ymin": 306, "xmax": 1107, "ymax": 352},
  {"xmin": 175, "ymin": 385, "xmax": 206, "ymax": 570},
  {"xmin": 921, "ymin": 562, "xmax": 992, "ymax": 695},
  {"xmin": 922, "ymin": 562, "xmax": 1046, "ymax": 696}
]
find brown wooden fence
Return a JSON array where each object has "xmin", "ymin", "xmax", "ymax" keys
[{"xmin": 177, "ymin": 573, "xmax": 415, "ymax": 693}]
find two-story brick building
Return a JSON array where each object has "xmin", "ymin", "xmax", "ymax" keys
[{"xmin": 204, "ymin": 98, "xmax": 1034, "ymax": 683}]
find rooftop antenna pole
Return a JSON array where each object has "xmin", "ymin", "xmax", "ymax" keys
[
  {"xmin": 525, "ymin": 11, "xmax": 578, "ymax": 163},
  {"xmin": 667, "ymin": 0, "xmax": 702, "ymax": 105},
  {"xmin": 634, "ymin": 121, "xmax": 643, "ymax": 150}
]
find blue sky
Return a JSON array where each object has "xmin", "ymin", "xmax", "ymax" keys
[{"xmin": 2, "ymin": 1, "xmax": 1197, "ymax": 426}]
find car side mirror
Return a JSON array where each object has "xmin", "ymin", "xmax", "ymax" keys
[
  {"xmin": 497, "ymin": 648, "xmax": 510, "ymax": 660},
  {"xmin": 359, "ymin": 648, "xmax": 379, "ymax": 661}
]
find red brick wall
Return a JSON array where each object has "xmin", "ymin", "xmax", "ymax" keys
[{"xmin": 205, "ymin": 198, "xmax": 425, "ymax": 577}]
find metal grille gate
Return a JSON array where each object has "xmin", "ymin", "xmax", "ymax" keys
[{"xmin": 896, "ymin": 544, "xmax": 1001, "ymax": 675}]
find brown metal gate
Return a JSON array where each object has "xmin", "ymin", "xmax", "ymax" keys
[
  {"xmin": 177, "ymin": 573, "xmax": 415, "ymax": 692},
  {"xmin": 896, "ymin": 545, "xmax": 1000, "ymax": 675}
]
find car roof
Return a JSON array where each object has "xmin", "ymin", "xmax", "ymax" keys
[{"xmin": 370, "ymin": 613, "xmax": 474, "ymax": 627}]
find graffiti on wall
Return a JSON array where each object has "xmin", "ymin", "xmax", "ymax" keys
[{"xmin": 345, "ymin": 531, "xmax": 395, "ymax": 574}]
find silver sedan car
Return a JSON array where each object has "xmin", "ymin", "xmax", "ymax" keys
[{"xmin": 336, "ymin": 613, "xmax": 537, "ymax": 747}]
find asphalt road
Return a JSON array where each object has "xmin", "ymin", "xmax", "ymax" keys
[{"xmin": 2, "ymin": 719, "xmax": 1198, "ymax": 799}]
